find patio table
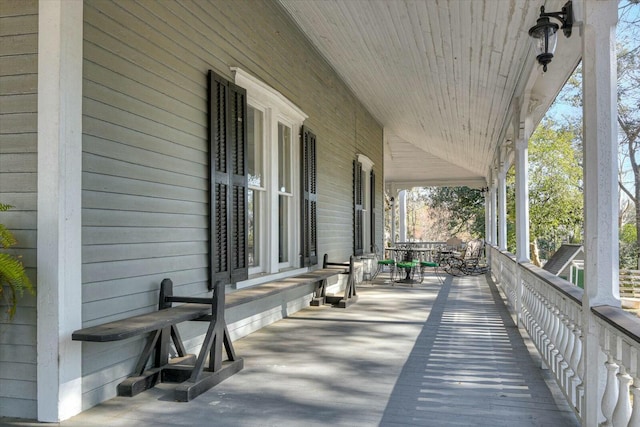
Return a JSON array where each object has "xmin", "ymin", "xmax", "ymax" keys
[{"xmin": 387, "ymin": 247, "xmax": 434, "ymax": 284}]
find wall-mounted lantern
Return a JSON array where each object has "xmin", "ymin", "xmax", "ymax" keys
[{"xmin": 528, "ymin": 1, "xmax": 574, "ymax": 72}]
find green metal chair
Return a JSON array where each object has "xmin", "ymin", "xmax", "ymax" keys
[
  {"xmin": 370, "ymin": 245, "xmax": 396, "ymax": 281},
  {"xmin": 419, "ymin": 260, "xmax": 442, "ymax": 283}
]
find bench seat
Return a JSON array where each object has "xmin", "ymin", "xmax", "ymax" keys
[
  {"xmin": 72, "ymin": 267, "xmax": 346, "ymax": 343},
  {"xmin": 71, "ymin": 304, "xmax": 212, "ymax": 342}
]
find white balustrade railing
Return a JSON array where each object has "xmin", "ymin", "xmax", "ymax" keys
[
  {"xmin": 491, "ymin": 249, "xmax": 518, "ymax": 309},
  {"xmin": 489, "ymin": 246, "xmax": 640, "ymax": 427}
]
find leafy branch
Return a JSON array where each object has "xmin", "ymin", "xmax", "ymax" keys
[{"xmin": 0, "ymin": 203, "xmax": 34, "ymax": 321}]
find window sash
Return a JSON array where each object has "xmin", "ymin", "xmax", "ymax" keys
[{"xmin": 233, "ymin": 68, "xmax": 305, "ymax": 276}]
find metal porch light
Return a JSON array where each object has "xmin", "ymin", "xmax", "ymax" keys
[{"xmin": 528, "ymin": 1, "xmax": 573, "ymax": 72}]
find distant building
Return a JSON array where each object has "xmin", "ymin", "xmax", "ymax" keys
[{"xmin": 542, "ymin": 244, "xmax": 584, "ymax": 286}]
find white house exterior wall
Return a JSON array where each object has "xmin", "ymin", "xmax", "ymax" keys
[{"xmin": 0, "ymin": 0, "xmax": 384, "ymax": 420}]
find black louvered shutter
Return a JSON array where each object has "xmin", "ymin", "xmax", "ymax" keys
[
  {"xmin": 370, "ymin": 170, "xmax": 376, "ymax": 253},
  {"xmin": 229, "ymin": 83, "xmax": 248, "ymax": 283},
  {"xmin": 301, "ymin": 127, "xmax": 318, "ymax": 267},
  {"xmin": 208, "ymin": 70, "xmax": 248, "ymax": 289},
  {"xmin": 353, "ymin": 160, "xmax": 363, "ymax": 256}
]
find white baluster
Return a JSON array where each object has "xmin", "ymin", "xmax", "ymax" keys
[
  {"xmin": 601, "ymin": 356, "xmax": 620, "ymax": 427},
  {"xmin": 555, "ymin": 313, "xmax": 569, "ymax": 379},
  {"xmin": 539, "ymin": 298, "xmax": 550, "ymax": 367},
  {"xmin": 568, "ymin": 324, "xmax": 582, "ymax": 409},
  {"xmin": 576, "ymin": 330, "xmax": 585, "ymax": 417},
  {"xmin": 629, "ymin": 379, "xmax": 640, "ymax": 427},
  {"xmin": 611, "ymin": 366, "xmax": 632, "ymax": 427},
  {"xmin": 532, "ymin": 292, "xmax": 543, "ymax": 351},
  {"xmin": 541, "ymin": 300, "xmax": 553, "ymax": 368},
  {"xmin": 562, "ymin": 319, "xmax": 576, "ymax": 393},
  {"xmin": 549, "ymin": 307, "xmax": 561, "ymax": 373},
  {"xmin": 526, "ymin": 287, "xmax": 535, "ymax": 337}
]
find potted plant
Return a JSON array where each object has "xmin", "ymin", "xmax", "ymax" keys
[{"xmin": 0, "ymin": 203, "xmax": 34, "ymax": 321}]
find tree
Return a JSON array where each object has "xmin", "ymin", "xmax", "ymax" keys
[
  {"xmin": 501, "ymin": 120, "xmax": 583, "ymax": 260},
  {"xmin": 617, "ymin": 2, "xmax": 640, "ymax": 267},
  {"xmin": 556, "ymin": 1, "xmax": 640, "ymax": 267},
  {"xmin": 527, "ymin": 121, "xmax": 584, "ymax": 257},
  {"xmin": 427, "ymin": 186, "xmax": 485, "ymax": 239}
]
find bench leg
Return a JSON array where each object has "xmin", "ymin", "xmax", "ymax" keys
[
  {"xmin": 118, "ymin": 278, "xmax": 198, "ymax": 398},
  {"xmin": 170, "ymin": 282, "xmax": 243, "ymax": 401},
  {"xmin": 119, "ymin": 280, "xmax": 243, "ymax": 401},
  {"xmin": 325, "ymin": 256, "xmax": 358, "ymax": 308},
  {"xmin": 310, "ymin": 278, "xmax": 327, "ymax": 306}
]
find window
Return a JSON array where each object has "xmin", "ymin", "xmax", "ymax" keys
[
  {"xmin": 232, "ymin": 68, "xmax": 307, "ymax": 275},
  {"xmin": 278, "ymin": 123, "xmax": 292, "ymax": 264},
  {"xmin": 355, "ymin": 154, "xmax": 375, "ymax": 255}
]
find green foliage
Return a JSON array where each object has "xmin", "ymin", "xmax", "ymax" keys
[
  {"xmin": 621, "ymin": 222, "xmax": 637, "ymax": 244},
  {"xmin": 504, "ymin": 121, "xmax": 583, "ymax": 257},
  {"xmin": 528, "ymin": 121, "xmax": 584, "ymax": 244},
  {"xmin": 0, "ymin": 203, "xmax": 34, "ymax": 321},
  {"xmin": 428, "ymin": 186, "xmax": 485, "ymax": 238}
]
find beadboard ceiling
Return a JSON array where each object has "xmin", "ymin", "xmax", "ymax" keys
[{"xmin": 278, "ymin": 0, "xmax": 579, "ymax": 189}]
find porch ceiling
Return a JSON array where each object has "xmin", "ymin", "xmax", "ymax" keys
[{"xmin": 278, "ymin": 0, "xmax": 576, "ymax": 189}]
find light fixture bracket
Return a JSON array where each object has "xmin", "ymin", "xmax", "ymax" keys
[{"xmin": 538, "ymin": 1, "xmax": 573, "ymax": 38}]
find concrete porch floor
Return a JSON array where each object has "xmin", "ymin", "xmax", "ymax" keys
[{"xmin": 3, "ymin": 272, "xmax": 580, "ymax": 427}]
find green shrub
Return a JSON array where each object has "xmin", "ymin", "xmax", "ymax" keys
[{"xmin": 0, "ymin": 203, "xmax": 34, "ymax": 320}]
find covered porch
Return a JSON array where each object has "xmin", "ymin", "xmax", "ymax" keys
[
  {"xmin": 1, "ymin": 0, "xmax": 637, "ymax": 425},
  {"xmin": 10, "ymin": 271, "xmax": 579, "ymax": 426}
]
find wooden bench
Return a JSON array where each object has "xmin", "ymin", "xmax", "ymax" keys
[
  {"xmin": 72, "ymin": 264, "xmax": 348, "ymax": 401},
  {"xmin": 311, "ymin": 255, "xmax": 358, "ymax": 308}
]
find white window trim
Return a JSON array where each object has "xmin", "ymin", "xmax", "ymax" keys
[
  {"xmin": 232, "ymin": 67, "xmax": 307, "ymax": 123},
  {"xmin": 232, "ymin": 67, "xmax": 307, "ymax": 276},
  {"xmin": 357, "ymin": 154, "xmax": 374, "ymax": 254}
]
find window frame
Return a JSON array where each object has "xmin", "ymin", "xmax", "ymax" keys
[
  {"xmin": 357, "ymin": 154, "xmax": 375, "ymax": 254},
  {"xmin": 232, "ymin": 67, "xmax": 307, "ymax": 276},
  {"xmin": 247, "ymin": 104, "xmax": 267, "ymax": 274}
]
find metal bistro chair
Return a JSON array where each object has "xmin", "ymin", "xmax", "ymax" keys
[
  {"xmin": 419, "ymin": 248, "xmax": 444, "ymax": 284},
  {"xmin": 370, "ymin": 245, "xmax": 396, "ymax": 282}
]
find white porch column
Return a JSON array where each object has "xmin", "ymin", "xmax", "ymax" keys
[
  {"xmin": 484, "ymin": 189, "xmax": 492, "ymax": 245},
  {"xmin": 398, "ymin": 190, "xmax": 407, "ymax": 242},
  {"xmin": 490, "ymin": 187, "xmax": 498, "ymax": 245},
  {"xmin": 515, "ymin": 139, "xmax": 530, "ymax": 263},
  {"xmin": 498, "ymin": 169, "xmax": 508, "ymax": 251},
  {"xmin": 391, "ymin": 195, "xmax": 397, "ymax": 244},
  {"xmin": 37, "ymin": 0, "xmax": 83, "ymax": 421},
  {"xmin": 581, "ymin": 1, "xmax": 619, "ymax": 425}
]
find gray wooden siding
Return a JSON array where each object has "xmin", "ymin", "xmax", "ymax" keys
[
  {"xmin": 0, "ymin": 0, "xmax": 38, "ymax": 419},
  {"xmin": 81, "ymin": 0, "xmax": 382, "ymax": 409}
]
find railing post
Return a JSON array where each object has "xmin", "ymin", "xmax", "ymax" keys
[{"xmin": 581, "ymin": 0, "xmax": 620, "ymax": 424}]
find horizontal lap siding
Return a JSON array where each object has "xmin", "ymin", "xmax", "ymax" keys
[
  {"xmin": 0, "ymin": 0, "xmax": 38, "ymax": 419},
  {"xmin": 81, "ymin": 0, "xmax": 382, "ymax": 409},
  {"xmin": 81, "ymin": 0, "xmax": 211, "ymax": 408},
  {"xmin": 356, "ymin": 107, "xmax": 384, "ymax": 252}
]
